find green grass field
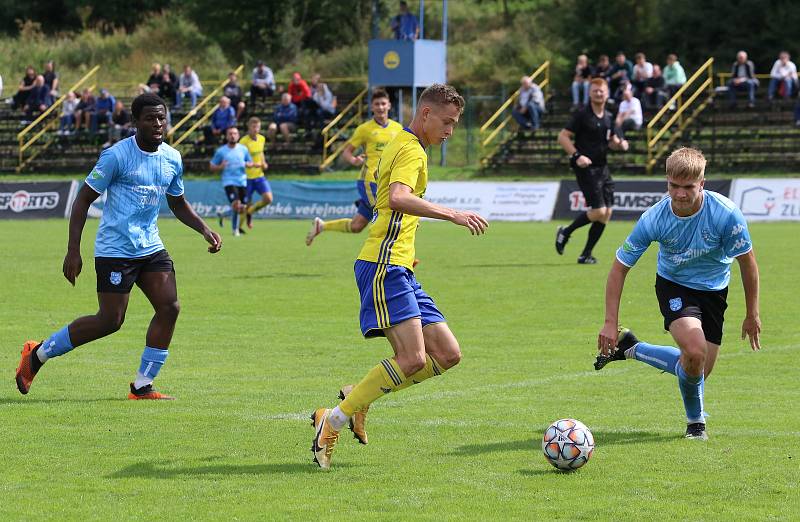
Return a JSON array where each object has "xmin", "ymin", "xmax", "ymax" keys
[{"xmin": 1, "ymin": 219, "xmax": 798, "ymax": 520}]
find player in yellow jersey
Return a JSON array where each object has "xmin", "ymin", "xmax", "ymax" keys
[
  {"xmin": 310, "ymin": 84, "xmax": 489, "ymax": 469},
  {"xmin": 305, "ymin": 88, "xmax": 402, "ymax": 245},
  {"xmin": 240, "ymin": 117, "xmax": 273, "ymax": 229}
]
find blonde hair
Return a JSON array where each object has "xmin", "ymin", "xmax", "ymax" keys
[
  {"xmin": 419, "ymin": 83, "xmax": 465, "ymax": 113},
  {"xmin": 666, "ymin": 147, "xmax": 706, "ymax": 180}
]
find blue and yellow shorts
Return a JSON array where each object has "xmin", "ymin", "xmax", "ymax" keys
[
  {"xmin": 356, "ymin": 180, "xmax": 378, "ymax": 221},
  {"xmin": 354, "ymin": 259, "xmax": 445, "ymax": 338}
]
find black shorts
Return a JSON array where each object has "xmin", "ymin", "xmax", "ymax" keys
[
  {"xmin": 655, "ymin": 274, "xmax": 728, "ymax": 345},
  {"xmin": 224, "ymin": 185, "xmax": 247, "ymax": 205},
  {"xmin": 573, "ymin": 164, "xmax": 614, "ymax": 209},
  {"xmin": 95, "ymin": 250, "xmax": 174, "ymax": 294}
]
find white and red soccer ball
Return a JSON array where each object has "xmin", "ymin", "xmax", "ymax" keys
[{"xmin": 542, "ymin": 418, "xmax": 594, "ymax": 471}]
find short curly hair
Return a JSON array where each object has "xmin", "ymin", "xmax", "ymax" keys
[
  {"xmin": 131, "ymin": 92, "xmax": 166, "ymax": 119},
  {"xmin": 419, "ymin": 83, "xmax": 465, "ymax": 113}
]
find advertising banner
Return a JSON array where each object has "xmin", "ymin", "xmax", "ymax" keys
[
  {"xmin": 553, "ymin": 179, "xmax": 732, "ymax": 220},
  {"xmin": 0, "ymin": 181, "xmax": 77, "ymax": 219},
  {"xmin": 425, "ymin": 182, "xmax": 560, "ymax": 221},
  {"xmin": 730, "ymin": 178, "xmax": 800, "ymax": 221},
  {"xmin": 87, "ymin": 180, "xmax": 360, "ymax": 220}
]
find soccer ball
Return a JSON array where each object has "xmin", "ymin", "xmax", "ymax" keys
[{"xmin": 542, "ymin": 418, "xmax": 594, "ymax": 471}]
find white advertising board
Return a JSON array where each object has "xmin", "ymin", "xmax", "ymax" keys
[
  {"xmin": 730, "ymin": 178, "xmax": 800, "ymax": 221},
  {"xmin": 424, "ymin": 182, "xmax": 559, "ymax": 221}
]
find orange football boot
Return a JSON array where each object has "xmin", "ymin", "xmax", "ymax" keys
[
  {"xmin": 15, "ymin": 340, "xmax": 43, "ymax": 395},
  {"xmin": 127, "ymin": 383, "xmax": 175, "ymax": 400}
]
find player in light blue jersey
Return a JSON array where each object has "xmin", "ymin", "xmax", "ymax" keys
[
  {"xmin": 211, "ymin": 126, "xmax": 254, "ymax": 237},
  {"xmin": 595, "ymin": 147, "xmax": 761, "ymax": 440},
  {"xmin": 15, "ymin": 93, "xmax": 222, "ymax": 400}
]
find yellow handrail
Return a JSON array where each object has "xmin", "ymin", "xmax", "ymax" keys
[
  {"xmin": 168, "ymin": 64, "xmax": 244, "ymax": 144},
  {"xmin": 17, "ymin": 65, "xmax": 101, "ymax": 170},
  {"xmin": 480, "ymin": 61, "xmax": 550, "ymax": 134},
  {"xmin": 319, "ymin": 87, "xmax": 368, "ymax": 171},
  {"xmin": 646, "ymin": 58, "xmax": 715, "ymax": 174},
  {"xmin": 716, "ymin": 72, "xmax": 771, "ymax": 87},
  {"xmin": 479, "ymin": 61, "xmax": 550, "ymax": 164}
]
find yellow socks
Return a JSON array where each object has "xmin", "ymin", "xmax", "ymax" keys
[
  {"xmin": 248, "ymin": 199, "xmax": 270, "ymax": 214},
  {"xmin": 339, "ymin": 355, "xmax": 445, "ymax": 417},
  {"xmin": 394, "ymin": 354, "xmax": 444, "ymax": 391},
  {"xmin": 322, "ymin": 218, "xmax": 353, "ymax": 233},
  {"xmin": 339, "ymin": 358, "xmax": 406, "ymax": 417}
]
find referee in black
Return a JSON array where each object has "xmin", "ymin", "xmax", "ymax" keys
[{"xmin": 556, "ymin": 77, "xmax": 629, "ymax": 264}]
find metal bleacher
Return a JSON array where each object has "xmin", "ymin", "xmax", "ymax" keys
[
  {"xmin": 2, "ymin": 66, "xmax": 366, "ymax": 175},
  {"xmin": 480, "ymin": 58, "xmax": 800, "ymax": 175}
]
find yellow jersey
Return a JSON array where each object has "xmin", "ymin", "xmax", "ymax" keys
[
  {"xmin": 357, "ymin": 129, "xmax": 427, "ymax": 271},
  {"xmin": 347, "ymin": 118, "xmax": 403, "ymax": 184},
  {"xmin": 240, "ymin": 133, "xmax": 267, "ymax": 179}
]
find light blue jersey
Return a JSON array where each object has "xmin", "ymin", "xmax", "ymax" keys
[
  {"xmin": 211, "ymin": 144, "xmax": 251, "ymax": 187},
  {"xmin": 85, "ymin": 136, "xmax": 184, "ymax": 258},
  {"xmin": 616, "ymin": 190, "xmax": 752, "ymax": 291}
]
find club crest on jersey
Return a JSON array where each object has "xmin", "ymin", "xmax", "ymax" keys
[
  {"xmin": 110, "ymin": 271, "xmax": 122, "ymax": 285},
  {"xmin": 669, "ymin": 297, "xmax": 682, "ymax": 312}
]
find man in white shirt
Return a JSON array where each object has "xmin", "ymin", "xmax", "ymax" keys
[
  {"xmin": 768, "ymin": 51, "xmax": 798, "ymax": 100},
  {"xmin": 615, "ymin": 84, "xmax": 643, "ymax": 139}
]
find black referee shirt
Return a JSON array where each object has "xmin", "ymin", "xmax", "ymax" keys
[{"xmin": 564, "ymin": 105, "xmax": 616, "ymax": 167}]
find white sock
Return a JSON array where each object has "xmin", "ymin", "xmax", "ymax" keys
[
  {"xmin": 328, "ymin": 406, "xmax": 349, "ymax": 431},
  {"xmin": 36, "ymin": 347, "xmax": 49, "ymax": 363},
  {"xmin": 624, "ymin": 344, "xmax": 638, "ymax": 359},
  {"xmin": 133, "ymin": 372, "xmax": 153, "ymax": 390}
]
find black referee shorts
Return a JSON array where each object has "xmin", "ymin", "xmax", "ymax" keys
[
  {"xmin": 573, "ymin": 164, "xmax": 614, "ymax": 209},
  {"xmin": 655, "ymin": 274, "xmax": 729, "ymax": 345}
]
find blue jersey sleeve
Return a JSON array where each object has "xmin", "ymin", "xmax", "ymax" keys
[
  {"xmin": 166, "ymin": 156, "xmax": 185, "ymax": 197},
  {"xmin": 210, "ymin": 147, "xmax": 224, "ymax": 166},
  {"xmin": 722, "ymin": 207, "xmax": 752, "ymax": 257},
  {"xmin": 85, "ymin": 148, "xmax": 119, "ymax": 194},
  {"xmin": 243, "ymin": 146, "xmax": 252, "ymax": 163},
  {"xmin": 616, "ymin": 215, "xmax": 654, "ymax": 267}
]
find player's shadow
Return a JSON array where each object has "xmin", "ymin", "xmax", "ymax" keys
[
  {"xmin": 451, "ymin": 430, "xmax": 677, "ymax": 457},
  {"xmin": 0, "ymin": 397, "xmax": 127, "ymax": 405},
  {"xmin": 228, "ymin": 273, "xmax": 323, "ymax": 279},
  {"xmin": 458, "ymin": 263, "xmax": 563, "ymax": 268},
  {"xmin": 109, "ymin": 459, "xmax": 359, "ymax": 478}
]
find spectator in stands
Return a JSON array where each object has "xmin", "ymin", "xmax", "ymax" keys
[
  {"xmin": 310, "ymin": 77, "xmax": 337, "ymax": 127},
  {"xmin": 663, "ymin": 53, "xmax": 687, "ymax": 98},
  {"xmin": 631, "ymin": 52, "xmax": 653, "ymax": 98},
  {"xmin": 223, "ymin": 71, "xmax": 246, "ymax": 120},
  {"xmin": 592, "ymin": 54, "xmax": 612, "ymax": 83},
  {"xmin": 146, "ymin": 63, "xmax": 162, "ymax": 92},
  {"xmin": 203, "ymin": 96, "xmax": 237, "ymax": 150},
  {"xmin": 160, "ymin": 65, "xmax": 177, "ymax": 104},
  {"xmin": 0, "ymin": 73, "xmax": 3, "ymax": 99},
  {"xmin": 251, "ymin": 60, "xmax": 276, "ymax": 103},
  {"xmin": 12, "ymin": 66, "xmax": 36, "ymax": 110},
  {"xmin": 571, "ymin": 54, "xmax": 593, "ymax": 108},
  {"xmin": 58, "ymin": 90, "xmax": 78, "ymax": 135},
  {"xmin": 176, "ymin": 65, "xmax": 203, "ymax": 108},
  {"xmin": 103, "ymin": 99, "xmax": 132, "ymax": 148},
  {"xmin": 609, "ymin": 52, "xmax": 634, "ymax": 99},
  {"xmin": 644, "ymin": 65, "xmax": 668, "ymax": 110},
  {"xmin": 90, "ymin": 89, "xmax": 116, "ymax": 134},
  {"xmin": 727, "ymin": 51, "xmax": 758, "ymax": 108},
  {"xmin": 73, "ymin": 88, "xmax": 95, "ymax": 132},
  {"xmin": 391, "ymin": 1, "xmax": 420, "ymax": 40},
  {"xmin": 512, "ymin": 75, "xmax": 545, "ymax": 131},
  {"xmin": 268, "ymin": 92, "xmax": 298, "ymax": 142},
  {"xmin": 615, "ymin": 84, "xmax": 643, "ymax": 139},
  {"xmin": 43, "ymin": 60, "xmax": 59, "ymax": 100},
  {"xmin": 288, "ymin": 72, "xmax": 313, "ymax": 125},
  {"xmin": 23, "ymin": 75, "xmax": 51, "ymax": 120},
  {"xmin": 768, "ymin": 51, "xmax": 798, "ymax": 101}
]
